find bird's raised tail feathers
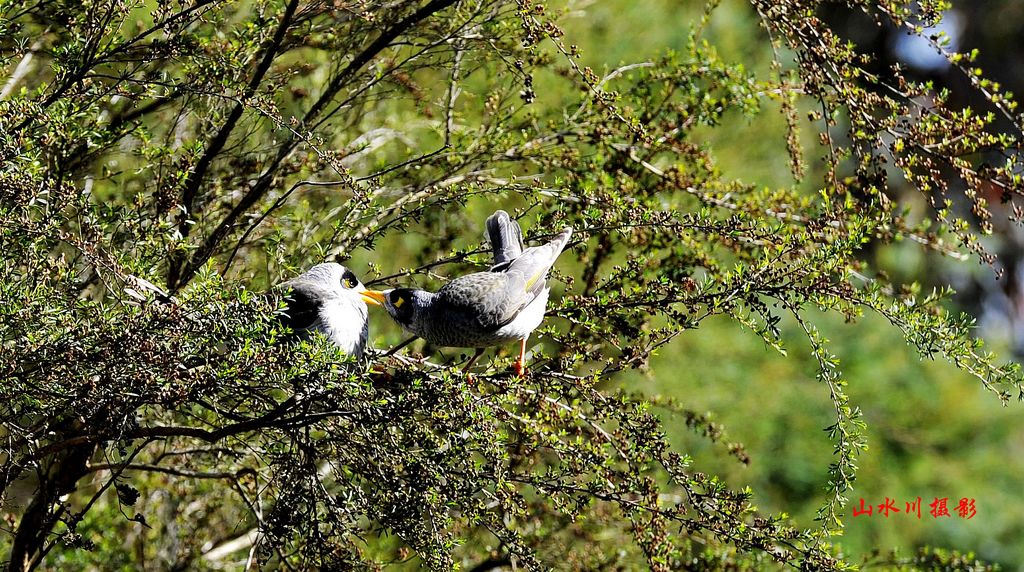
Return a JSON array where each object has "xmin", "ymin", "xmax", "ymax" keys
[
  {"xmin": 508, "ymin": 226, "xmax": 573, "ymax": 293},
  {"xmin": 547, "ymin": 227, "xmax": 573, "ymax": 255},
  {"xmin": 486, "ymin": 210, "xmax": 524, "ymax": 268}
]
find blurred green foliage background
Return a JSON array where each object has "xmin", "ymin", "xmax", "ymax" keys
[
  {"xmin": 5, "ymin": 0, "xmax": 1023, "ymax": 567},
  {"xmin": 312, "ymin": 0, "xmax": 1024, "ymax": 567},
  {"xmin": 328, "ymin": 0, "xmax": 1023, "ymax": 563},
  {"xmin": 210, "ymin": 0, "xmax": 1024, "ymax": 565},
  {"xmin": 534, "ymin": 0, "xmax": 1024, "ymax": 567}
]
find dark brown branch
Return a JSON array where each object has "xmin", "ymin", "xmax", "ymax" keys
[
  {"xmin": 167, "ymin": 0, "xmax": 302, "ymax": 288},
  {"xmin": 8, "ymin": 430, "xmax": 97, "ymax": 572},
  {"xmin": 27, "ymin": 435, "xmax": 96, "ymax": 462},
  {"xmin": 131, "ymin": 394, "xmax": 298, "ymax": 442},
  {"xmin": 87, "ymin": 462, "xmax": 240, "ymax": 480},
  {"xmin": 305, "ymin": 0, "xmax": 460, "ymax": 130},
  {"xmin": 28, "ymin": 396, "xmax": 298, "ymax": 462},
  {"xmin": 107, "ymin": 90, "xmax": 182, "ymax": 130},
  {"xmin": 171, "ymin": 0, "xmax": 460, "ymax": 291},
  {"xmin": 98, "ymin": 0, "xmax": 221, "ymax": 63}
]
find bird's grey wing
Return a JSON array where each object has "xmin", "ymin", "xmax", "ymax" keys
[
  {"xmin": 277, "ymin": 283, "xmax": 322, "ymax": 333},
  {"xmin": 438, "ymin": 271, "xmax": 536, "ymax": 332},
  {"xmin": 486, "ymin": 210, "xmax": 524, "ymax": 270},
  {"xmin": 502, "ymin": 227, "xmax": 573, "ymax": 298},
  {"xmin": 438, "ymin": 227, "xmax": 572, "ymax": 332}
]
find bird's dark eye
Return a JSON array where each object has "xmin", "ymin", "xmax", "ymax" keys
[
  {"xmin": 387, "ymin": 290, "xmax": 414, "ymax": 324},
  {"xmin": 341, "ymin": 270, "xmax": 358, "ymax": 289},
  {"xmin": 389, "ymin": 291, "xmax": 406, "ymax": 308}
]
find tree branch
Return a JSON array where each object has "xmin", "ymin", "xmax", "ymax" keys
[
  {"xmin": 171, "ymin": 0, "xmax": 460, "ymax": 290},
  {"xmin": 168, "ymin": 0, "xmax": 302, "ymax": 288},
  {"xmin": 87, "ymin": 462, "xmax": 241, "ymax": 480}
]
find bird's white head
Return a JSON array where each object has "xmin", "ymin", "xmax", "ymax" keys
[{"xmin": 298, "ymin": 262, "xmax": 380, "ymax": 306}]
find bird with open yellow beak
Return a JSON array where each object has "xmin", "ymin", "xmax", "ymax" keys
[{"xmin": 364, "ymin": 211, "xmax": 571, "ymax": 376}]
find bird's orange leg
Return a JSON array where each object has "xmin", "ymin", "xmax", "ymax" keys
[{"xmin": 513, "ymin": 338, "xmax": 528, "ymax": 377}]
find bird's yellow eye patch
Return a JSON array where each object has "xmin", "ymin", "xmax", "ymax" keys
[{"xmin": 394, "ymin": 297, "xmax": 405, "ymax": 308}]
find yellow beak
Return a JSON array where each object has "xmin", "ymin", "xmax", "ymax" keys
[{"xmin": 361, "ymin": 290, "xmax": 387, "ymax": 306}]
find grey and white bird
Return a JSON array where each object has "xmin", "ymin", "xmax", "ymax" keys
[
  {"xmin": 277, "ymin": 263, "xmax": 381, "ymax": 357},
  {"xmin": 365, "ymin": 211, "xmax": 572, "ymax": 376}
]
